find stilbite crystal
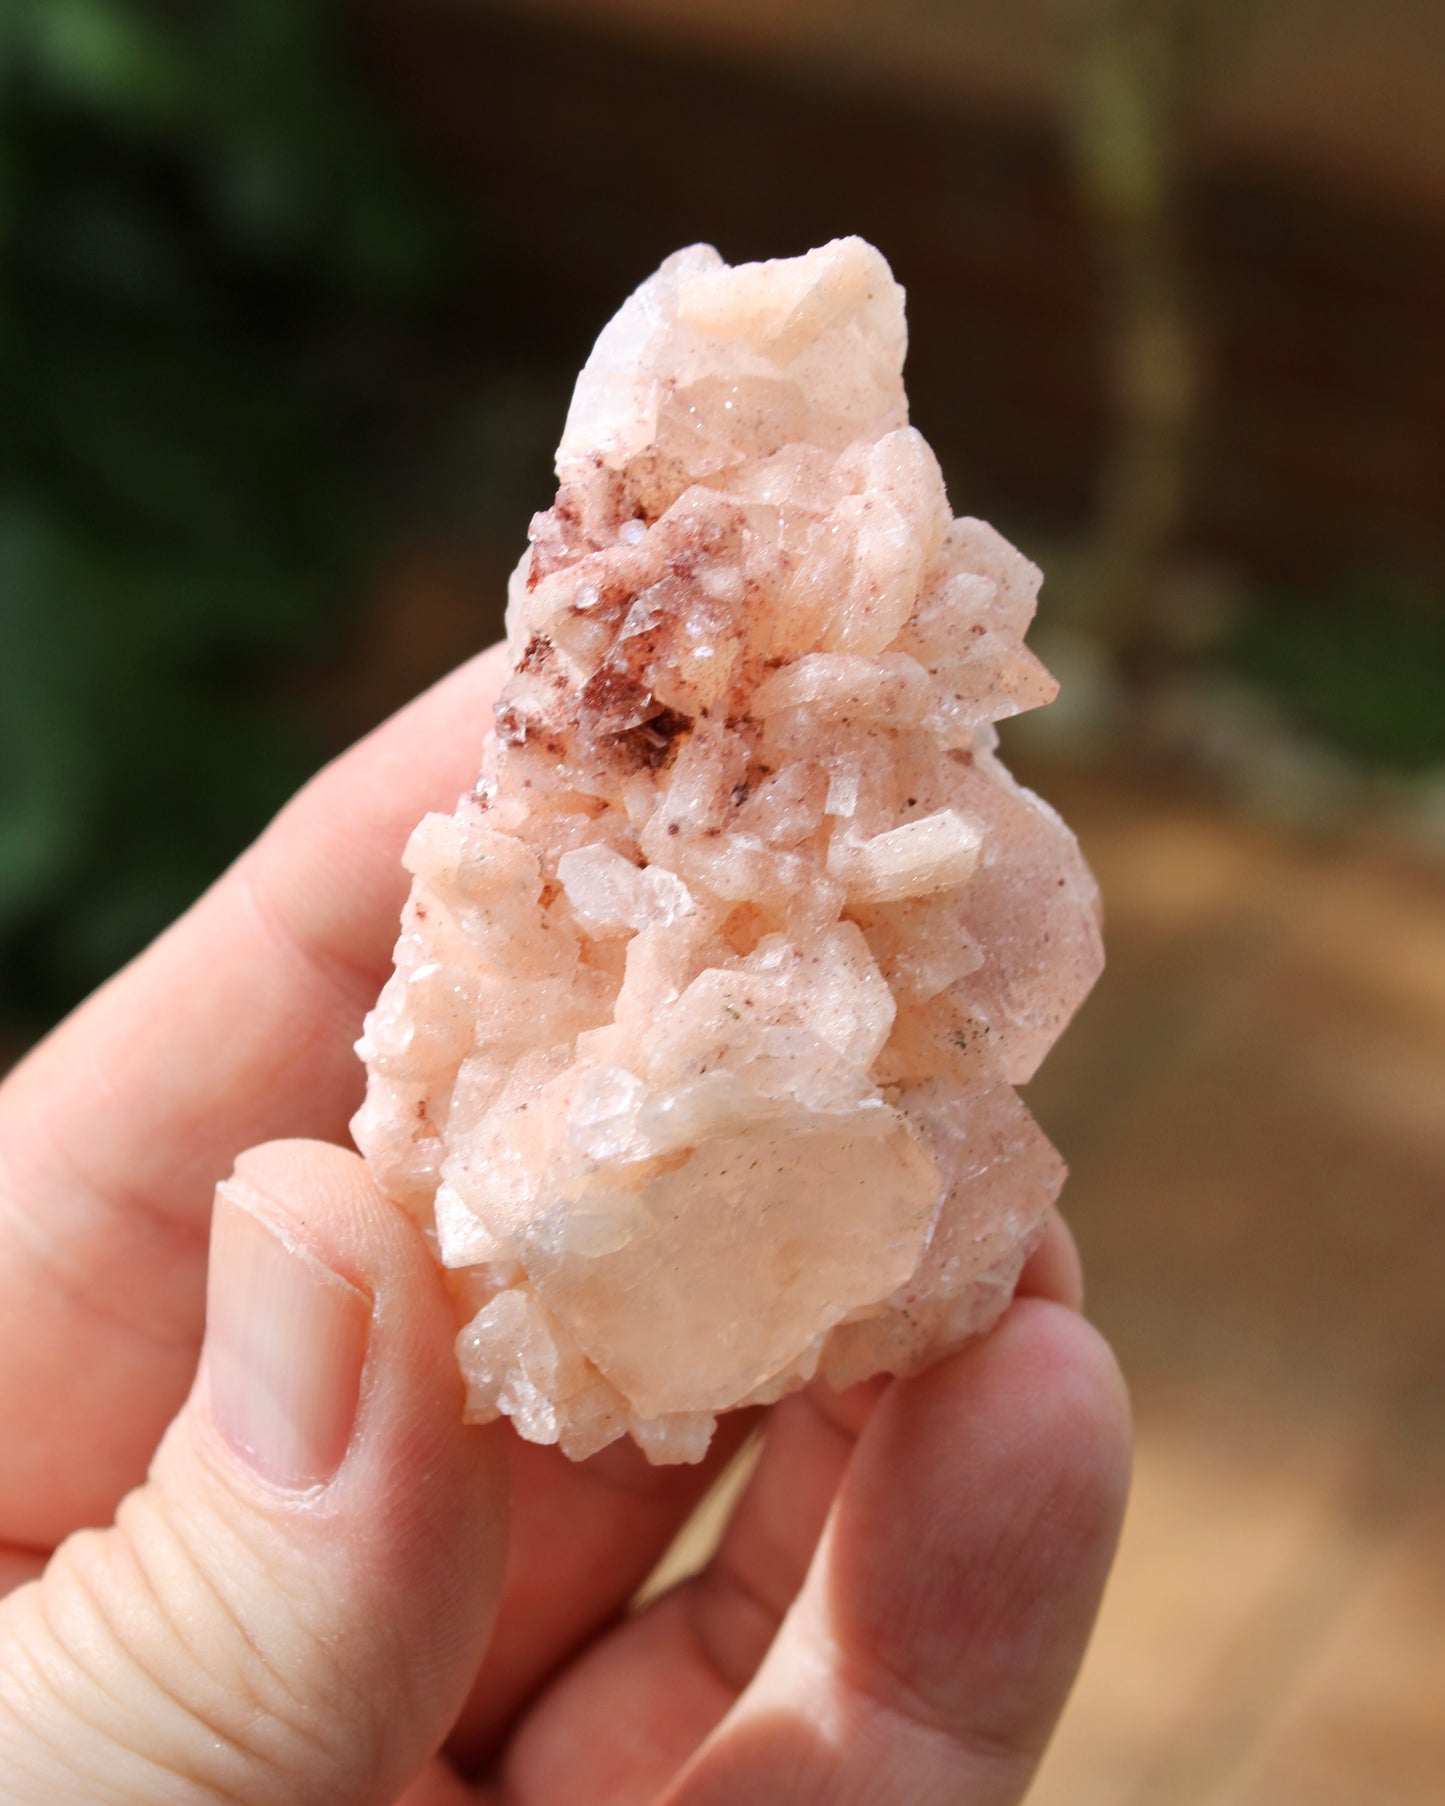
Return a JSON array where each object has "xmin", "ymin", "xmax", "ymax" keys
[{"xmin": 353, "ymin": 238, "xmax": 1102, "ymax": 1463}]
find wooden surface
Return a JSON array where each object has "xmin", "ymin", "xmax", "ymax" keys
[
  {"xmin": 1029, "ymin": 770, "xmax": 1445, "ymax": 1806},
  {"xmin": 654, "ymin": 767, "xmax": 1445, "ymax": 1803}
]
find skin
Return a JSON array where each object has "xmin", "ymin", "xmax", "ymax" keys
[{"xmin": 0, "ymin": 646, "xmax": 1131, "ymax": 1805}]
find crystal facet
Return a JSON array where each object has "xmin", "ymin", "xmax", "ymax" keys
[{"xmin": 353, "ymin": 239, "xmax": 1103, "ymax": 1463}]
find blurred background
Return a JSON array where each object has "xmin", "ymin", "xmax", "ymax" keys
[{"xmin": 2, "ymin": 2, "xmax": 1442, "ymax": 1799}]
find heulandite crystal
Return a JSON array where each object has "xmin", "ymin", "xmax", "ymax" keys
[{"xmin": 353, "ymin": 238, "xmax": 1102, "ymax": 1463}]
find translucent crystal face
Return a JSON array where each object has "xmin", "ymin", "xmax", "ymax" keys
[{"xmin": 353, "ymin": 238, "xmax": 1103, "ymax": 1463}]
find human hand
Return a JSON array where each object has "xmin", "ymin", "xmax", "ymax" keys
[{"xmin": 0, "ymin": 646, "xmax": 1131, "ymax": 1805}]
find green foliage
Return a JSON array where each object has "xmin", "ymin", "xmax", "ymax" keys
[
  {"xmin": 1222, "ymin": 574, "xmax": 1445, "ymax": 773},
  {"xmin": 0, "ymin": 0, "xmax": 464, "ymax": 1029}
]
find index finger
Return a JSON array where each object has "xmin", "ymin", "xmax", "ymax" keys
[{"xmin": 0, "ymin": 644, "xmax": 508, "ymax": 1547}]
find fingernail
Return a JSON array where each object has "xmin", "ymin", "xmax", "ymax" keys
[{"xmin": 206, "ymin": 1182, "xmax": 371, "ymax": 1491}]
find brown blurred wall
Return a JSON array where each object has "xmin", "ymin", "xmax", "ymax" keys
[{"xmin": 350, "ymin": 0, "xmax": 1445, "ymax": 580}]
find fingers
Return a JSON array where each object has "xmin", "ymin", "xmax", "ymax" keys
[
  {"xmin": 0, "ymin": 1553, "xmax": 43, "ymax": 1602},
  {"xmin": 0, "ymin": 644, "xmax": 508, "ymax": 1546},
  {"xmin": 491, "ymin": 1272, "xmax": 1114, "ymax": 1806},
  {"xmin": 490, "ymin": 1375, "xmax": 884, "ymax": 1804},
  {"xmin": 1017, "ymin": 1204, "xmax": 1085, "ymax": 1311},
  {"xmin": 483, "ymin": 1208, "xmax": 1089, "ymax": 1802},
  {"xmin": 0, "ymin": 1141, "xmax": 510, "ymax": 1806},
  {"xmin": 445, "ymin": 1417, "xmax": 757, "ymax": 1770},
  {"xmin": 663, "ymin": 1300, "xmax": 1132, "ymax": 1806}
]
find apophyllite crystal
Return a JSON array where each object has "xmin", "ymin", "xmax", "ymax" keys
[{"xmin": 353, "ymin": 238, "xmax": 1102, "ymax": 1463}]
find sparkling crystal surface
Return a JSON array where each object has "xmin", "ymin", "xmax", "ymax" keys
[{"xmin": 353, "ymin": 238, "xmax": 1103, "ymax": 1462}]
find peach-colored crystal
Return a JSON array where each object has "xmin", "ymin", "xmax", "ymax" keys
[{"xmin": 353, "ymin": 238, "xmax": 1102, "ymax": 1463}]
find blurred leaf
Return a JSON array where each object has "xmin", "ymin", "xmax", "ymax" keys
[
  {"xmin": 1223, "ymin": 575, "xmax": 1445, "ymax": 773},
  {"xmin": 0, "ymin": 0, "xmax": 482, "ymax": 1032},
  {"xmin": 25, "ymin": 0, "xmax": 200, "ymax": 128},
  {"xmin": 16, "ymin": 174, "xmax": 195, "ymax": 310},
  {"xmin": 0, "ymin": 510, "xmax": 105, "ymax": 929}
]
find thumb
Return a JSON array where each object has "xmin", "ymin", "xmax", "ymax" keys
[{"xmin": 0, "ymin": 1141, "xmax": 509, "ymax": 1806}]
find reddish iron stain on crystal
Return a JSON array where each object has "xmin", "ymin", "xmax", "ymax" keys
[{"xmin": 353, "ymin": 239, "xmax": 1102, "ymax": 1464}]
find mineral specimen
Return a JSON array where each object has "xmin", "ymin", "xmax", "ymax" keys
[{"xmin": 353, "ymin": 237, "xmax": 1102, "ymax": 1463}]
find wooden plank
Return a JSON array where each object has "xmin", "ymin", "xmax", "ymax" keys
[
  {"xmin": 1031, "ymin": 1383, "xmax": 1376, "ymax": 1806},
  {"xmin": 1212, "ymin": 1491, "xmax": 1445, "ymax": 1806}
]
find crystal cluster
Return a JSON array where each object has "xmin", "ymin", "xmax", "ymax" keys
[{"xmin": 353, "ymin": 238, "xmax": 1102, "ymax": 1463}]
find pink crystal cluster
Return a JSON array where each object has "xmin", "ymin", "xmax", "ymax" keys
[{"xmin": 354, "ymin": 239, "xmax": 1102, "ymax": 1463}]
